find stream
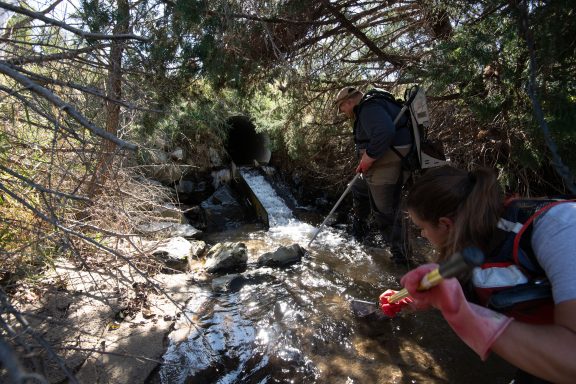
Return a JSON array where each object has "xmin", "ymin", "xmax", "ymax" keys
[{"xmin": 159, "ymin": 167, "xmax": 514, "ymax": 384}]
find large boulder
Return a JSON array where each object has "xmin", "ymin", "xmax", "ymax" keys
[
  {"xmin": 175, "ymin": 179, "xmax": 214, "ymax": 204},
  {"xmin": 151, "ymin": 163, "xmax": 182, "ymax": 184},
  {"xmin": 204, "ymin": 242, "xmax": 247, "ymax": 274},
  {"xmin": 154, "ymin": 203, "xmax": 187, "ymax": 223},
  {"xmin": 200, "ymin": 185, "xmax": 249, "ymax": 231},
  {"xmin": 152, "ymin": 237, "xmax": 193, "ymax": 272}
]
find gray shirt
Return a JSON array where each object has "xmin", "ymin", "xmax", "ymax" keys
[{"xmin": 532, "ymin": 202, "xmax": 576, "ymax": 304}]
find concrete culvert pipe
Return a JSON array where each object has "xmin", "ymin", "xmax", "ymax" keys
[{"xmin": 226, "ymin": 115, "xmax": 271, "ymax": 165}]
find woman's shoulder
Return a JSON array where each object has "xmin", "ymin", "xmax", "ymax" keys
[
  {"xmin": 532, "ymin": 201, "xmax": 576, "ymax": 304},
  {"xmin": 534, "ymin": 201, "xmax": 576, "ymax": 228}
]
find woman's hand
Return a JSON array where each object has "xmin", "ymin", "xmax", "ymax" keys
[
  {"xmin": 379, "ymin": 289, "xmax": 413, "ymax": 317},
  {"xmin": 400, "ymin": 264, "xmax": 513, "ymax": 360}
]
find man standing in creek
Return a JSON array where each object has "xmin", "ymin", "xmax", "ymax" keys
[{"xmin": 334, "ymin": 86, "xmax": 412, "ymax": 264}]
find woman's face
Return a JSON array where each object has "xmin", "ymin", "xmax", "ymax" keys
[{"xmin": 408, "ymin": 209, "xmax": 452, "ymax": 249}]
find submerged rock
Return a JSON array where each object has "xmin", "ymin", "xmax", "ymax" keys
[
  {"xmin": 211, "ymin": 274, "xmax": 246, "ymax": 293},
  {"xmin": 257, "ymin": 243, "xmax": 305, "ymax": 268}
]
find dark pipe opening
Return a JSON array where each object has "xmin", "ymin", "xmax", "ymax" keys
[{"xmin": 226, "ymin": 115, "xmax": 271, "ymax": 165}]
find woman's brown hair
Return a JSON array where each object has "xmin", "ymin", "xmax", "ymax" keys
[{"xmin": 406, "ymin": 166, "xmax": 504, "ymax": 261}]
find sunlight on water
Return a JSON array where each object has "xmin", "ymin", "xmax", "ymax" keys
[
  {"xmin": 160, "ymin": 167, "xmax": 381, "ymax": 383},
  {"xmin": 160, "ymin": 167, "xmax": 513, "ymax": 383},
  {"xmin": 240, "ymin": 168, "xmax": 294, "ymax": 227}
]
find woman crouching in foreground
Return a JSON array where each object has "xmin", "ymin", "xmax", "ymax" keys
[{"xmin": 382, "ymin": 166, "xmax": 576, "ymax": 383}]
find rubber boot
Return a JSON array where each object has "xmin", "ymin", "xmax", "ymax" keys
[
  {"xmin": 373, "ymin": 209, "xmax": 407, "ymax": 265},
  {"xmin": 351, "ymin": 176, "xmax": 371, "ymax": 242},
  {"xmin": 389, "ymin": 212, "xmax": 409, "ymax": 265},
  {"xmin": 352, "ymin": 216, "xmax": 369, "ymax": 242}
]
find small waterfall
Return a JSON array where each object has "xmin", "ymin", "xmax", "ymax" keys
[
  {"xmin": 239, "ymin": 167, "xmax": 353, "ymax": 248},
  {"xmin": 239, "ymin": 168, "xmax": 294, "ymax": 227}
]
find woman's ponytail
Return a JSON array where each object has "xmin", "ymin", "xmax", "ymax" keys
[
  {"xmin": 407, "ymin": 166, "xmax": 504, "ymax": 261},
  {"xmin": 448, "ymin": 168, "xmax": 503, "ymax": 258}
]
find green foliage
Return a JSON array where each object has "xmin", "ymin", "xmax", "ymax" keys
[
  {"xmin": 412, "ymin": 1, "xmax": 575, "ymax": 193},
  {"xmin": 144, "ymin": 82, "xmax": 234, "ymax": 149},
  {"xmin": 80, "ymin": 0, "xmax": 112, "ymax": 33},
  {"xmin": 246, "ymin": 85, "xmax": 292, "ymax": 151},
  {"xmin": 173, "ymin": 0, "xmax": 204, "ymax": 25}
]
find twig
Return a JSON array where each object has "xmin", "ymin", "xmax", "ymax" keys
[
  {"xmin": 0, "ymin": 63, "xmax": 138, "ymax": 151},
  {"xmin": 0, "ymin": 1, "xmax": 148, "ymax": 42}
]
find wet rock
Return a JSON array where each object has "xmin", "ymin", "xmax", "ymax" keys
[
  {"xmin": 176, "ymin": 179, "xmax": 194, "ymax": 195},
  {"xmin": 176, "ymin": 179, "xmax": 214, "ymax": 204},
  {"xmin": 211, "ymin": 274, "xmax": 246, "ymax": 293},
  {"xmin": 152, "ymin": 237, "xmax": 192, "ymax": 272},
  {"xmin": 170, "ymin": 147, "xmax": 184, "ymax": 162},
  {"xmin": 185, "ymin": 205, "xmax": 207, "ymax": 231},
  {"xmin": 135, "ymin": 222, "xmax": 202, "ymax": 239},
  {"xmin": 257, "ymin": 243, "xmax": 305, "ymax": 268},
  {"xmin": 200, "ymin": 185, "xmax": 249, "ymax": 231},
  {"xmin": 204, "ymin": 242, "xmax": 248, "ymax": 274},
  {"xmin": 155, "ymin": 203, "xmax": 187, "ymax": 223},
  {"xmin": 209, "ymin": 147, "xmax": 224, "ymax": 167},
  {"xmin": 211, "ymin": 168, "xmax": 232, "ymax": 189}
]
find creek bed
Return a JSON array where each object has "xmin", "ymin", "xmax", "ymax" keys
[{"xmin": 160, "ymin": 169, "xmax": 515, "ymax": 383}]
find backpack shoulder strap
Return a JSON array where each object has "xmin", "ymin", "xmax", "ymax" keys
[
  {"xmin": 360, "ymin": 89, "xmax": 400, "ymax": 106},
  {"xmin": 498, "ymin": 199, "xmax": 576, "ymax": 267}
]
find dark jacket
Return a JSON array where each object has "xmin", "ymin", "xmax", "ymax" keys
[{"xmin": 353, "ymin": 97, "xmax": 411, "ymax": 158}]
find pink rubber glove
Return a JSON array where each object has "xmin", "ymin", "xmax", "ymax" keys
[
  {"xmin": 356, "ymin": 152, "xmax": 376, "ymax": 173},
  {"xmin": 401, "ymin": 264, "xmax": 513, "ymax": 360},
  {"xmin": 379, "ymin": 289, "xmax": 414, "ymax": 317}
]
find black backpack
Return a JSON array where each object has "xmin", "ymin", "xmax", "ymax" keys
[
  {"xmin": 473, "ymin": 198, "xmax": 575, "ymax": 323},
  {"xmin": 359, "ymin": 86, "xmax": 448, "ymax": 177}
]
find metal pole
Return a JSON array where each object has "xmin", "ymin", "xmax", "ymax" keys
[{"xmin": 307, "ymin": 173, "xmax": 360, "ymax": 247}]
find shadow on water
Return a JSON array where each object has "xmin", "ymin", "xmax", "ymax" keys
[{"xmin": 160, "ymin": 168, "xmax": 515, "ymax": 384}]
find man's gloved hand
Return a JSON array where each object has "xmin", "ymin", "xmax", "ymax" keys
[
  {"xmin": 356, "ymin": 152, "xmax": 376, "ymax": 173},
  {"xmin": 401, "ymin": 263, "xmax": 513, "ymax": 360},
  {"xmin": 379, "ymin": 289, "xmax": 413, "ymax": 317}
]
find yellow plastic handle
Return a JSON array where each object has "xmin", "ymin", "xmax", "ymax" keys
[
  {"xmin": 386, "ymin": 269, "xmax": 442, "ymax": 303},
  {"xmin": 385, "ymin": 247, "xmax": 484, "ymax": 304}
]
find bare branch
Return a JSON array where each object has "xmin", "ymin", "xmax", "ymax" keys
[
  {"xmin": 0, "ymin": 0, "xmax": 149, "ymax": 42},
  {"xmin": 320, "ymin": 0, "xmax": 405, "ymax": 67},
  {"xmin": 13, "ymin": 66, "xmax": 163, "ymax": 113},
  {"xmin": 0, "ymin": 164, "xmax": 91, "ymax": 202},
  {"xmin": 0, "ymin": 338, "xmax": 49, "ymax": 384},
  {"xmin": 2, "ymin": 43, "xmax": 109, "ymax": 66},
  {"xmin": 0, "ymin": 63, "xmax": 138, "ymax": 151},
  {"xmin": 207, "ymin": 9, "xmax": 331, "ymax": 25}
]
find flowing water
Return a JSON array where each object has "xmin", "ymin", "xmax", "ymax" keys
[{"xmin": 160, "ymin": 168, "xmax": 514, "ymax": 384}]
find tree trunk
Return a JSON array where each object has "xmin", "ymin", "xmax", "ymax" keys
[{"xmin": 88, "ymin": 0, "xmax": 130, "ymax": 197}]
